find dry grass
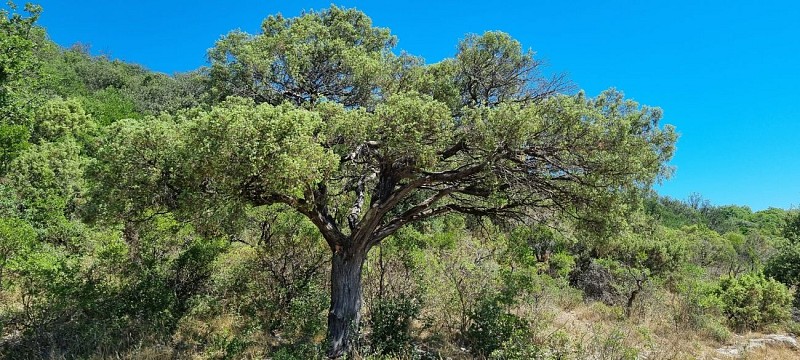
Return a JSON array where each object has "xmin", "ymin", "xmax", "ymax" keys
[{"xmin": 526, "ymin": 291, "xmax": 797, "ymax": 360}]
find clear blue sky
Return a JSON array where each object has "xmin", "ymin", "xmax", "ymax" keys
[{"xmin": 17, "ymin": 1, "xmax": 800, "ymax": 210}]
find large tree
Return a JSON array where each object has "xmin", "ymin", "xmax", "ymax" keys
[{"xmin": 90, "ymin": 6, "xmax": 676, "ymax": 357}]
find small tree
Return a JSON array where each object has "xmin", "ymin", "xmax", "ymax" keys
[{"xmin": 89, "ymin": 6, "xmax": 676, "ymax": 357}]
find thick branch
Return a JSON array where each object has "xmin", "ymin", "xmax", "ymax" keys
[
  {"xmin": 368, "ymin": 188, "xmax": 456, "ymax": 247},
  {"xmin": 308, "ymin": 183, "xmax": 349, "ymax": 251},
  {"xmin": 440, "ymin": 139, "xmax": 467, "ymax": 160},
  {"xmin": 247, "ymin": 189, "xmax": 347, "ymax": 252}
]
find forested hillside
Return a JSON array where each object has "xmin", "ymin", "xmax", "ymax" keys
[{"xmin": 1, "ymin": 3, "xmax": 798, "ymax": 359}]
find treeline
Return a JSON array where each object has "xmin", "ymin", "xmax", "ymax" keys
[{"xmin": 1, "ymin": 3, "xmax": 799, "ymax": 359}]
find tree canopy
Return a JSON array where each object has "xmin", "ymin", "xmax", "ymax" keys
[{"xmin": 88, "ymin": 5, "xmax": 676, "ymax": 356}]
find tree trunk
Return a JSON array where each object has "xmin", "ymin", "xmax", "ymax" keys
[{"xmin": 327, "ymin": 247, "xmax": 367, "ymax": 358}]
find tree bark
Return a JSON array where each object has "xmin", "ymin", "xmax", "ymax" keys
[{"xmin": 327, "ymin": 246, "xmax": 367, "ymax": 358}]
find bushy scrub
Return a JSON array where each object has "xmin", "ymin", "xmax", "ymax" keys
[
  {"xmin": 369, "ymin": 295, "xmax": 420, "ymax": 356},
  {"xmin": 465, "ymin": 294, "xmax": 528, "ymax": 357},
  {"xmin": 269, "ymin": 285, "xmax": 328, "ymax": 359},
  {"xmin": 0, "ymin": 217, "xmax": 36, "ymax": 285},
  {"xmin": 489, "ymin": 330, "xmax": 578, "ymax": 360},
  {"xmin": 670, "ymin": 265, "xmax": 731, "ymax": 342},
  {"xmin": 174, "ymin": 207, "xmax": 330, "ymax": 358},
  {"xmin": 488, "ymin": 329, "xmax": 544, "ymax": 360},
  {"xmin": 573, "ymin": 220, "xmax": 690, "ymax": 311},
  {"xmin": 765, "ymin": 241, "xmax": 800, "ymax": 306},
  {"xmin": 712, "ymin": 272, "xmax": 792, "ymax": 331},
  {"xmin": 548, "ymin": 251, "xmax": 576, "ymax": 280}
]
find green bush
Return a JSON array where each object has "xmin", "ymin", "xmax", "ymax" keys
[
  {"xmin": 670, "ymin": 266, "xmax": 731, "ymax": 342},
  {"xmin": 548, "ymin": 251, "xmax": 575, "ymax": 279},
  {"xmin": 369, "ymin": 295, "xmax": 420, "ymax": 356},
  {"xmin": 465, "ymin": 295, "xmax": 528, "ymax": 357},
  {"xmin": 488, "ymin": 329, "xmax": 544, "ymax": 360},
  {"xmin": 713, "ymin": 272, "xmax": 793, "ymax": 331},
  {"xmin": 765, "ymin": 241, "xmax": 800, "ymax": 306}
]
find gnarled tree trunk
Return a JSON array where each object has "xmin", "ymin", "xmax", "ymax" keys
[{"xmin": 327, "ymin": 247, "xmax": 367, "ymax": 358}]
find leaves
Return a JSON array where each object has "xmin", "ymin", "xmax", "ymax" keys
[
  {"xmin": 90, "ymin": 98, "xmax": 339, "ymax": 237},
  {"xmin": 456, "ymin": 31, "xmax": 569, "ymax": 107},
  {"xmin": 209, "ymin": 5, "xmax": 395, "ymax": 107}
]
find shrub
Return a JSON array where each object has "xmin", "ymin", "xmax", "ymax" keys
[
  {"xmin": 369, "ymin": 295, "xmax": 420, "ymax": 356},
  {"xmin": 765, "ymin": 241, "xmax": 800, "ymax": 306},
  {"xmin": 489, "ymin": 329, "xmax": 578, "ymax": 360},
  {"xmin": 488, "ymin": 329, "xmax": 543, "ymax": 360},
  {"xmin": 713, "ymin": 272, "xmax": 793, "ymax": 331},
  {"xmin": 548, "ymin": 251, "xmax": 575, "ymax": 280},
  {"xmin": 670, "ymin": 265, "xmax": 732, "ymax": 342},
  {"xmin": 465, "ymin": 295, "xmax": 528, "ymax": 357}
]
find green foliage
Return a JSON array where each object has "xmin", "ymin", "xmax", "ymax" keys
[
  {"xmin": 180, "ymin": 98, "xmax": 338, "ymax": 199},
  {"xmin": 90, "ymin": 98, "xmax": 339, "ymax": 234},
  {"xmin": 765, "ymin": 241, "xmax": 800, "ymax": 306},
  {"xmin": 86, "ymin": 114, "xmax": 183, "ymax": 223},
  {"xmin": 703, "ymin": 205, "xmax": 753, "ymax": 235},
  {"xmin": 11, "ymin": 243, "xmax": 82, "ymax": 324},
  {"xmin": 36, "ymin": 43, "xmax": 89, "ymax": 97},
  {"xmin": 0, "ymin": 2, "xmax": 44, "ymax": 174},
  {"xmin": 644, "ymin": 194, "xmax": 704, "ymax": 229},
  {"xmin": 0, "ymin": 123, "xmax": 29, "ymax": 174},
  {"xmin": 783, "ymin": 211, "xmax": 800, "ymax": 241},
  {"xmin": 0, "ymin": 210, "xmax": 228, "ymax": 358},
  {"xmin": 0, "ymin": 216, "xmax": 35, "ymax": 284},
  {"xmin": 79, "ymin": 87, "xmax": 139, "ymax": 125},
  {"xmin": 465, "ymin": 294, "xmax": 528, "ymax": 357},
  {"xmin": 505, "ymin": 225, "xmax": 558, "ymax": 267},
  {"xmin": 173, "ymin": 206, "xmax": 330, "ymax": 358},
  {"xmin": 0, "ymin": 1, "xmax": 43, "ymax": 125},
  {"xmin": 618, "ymin": 225, "xmax": 688, "ymax": 275},
  {"xmin": 369, "ymin": 295, "xmax": 420, "ymax": 356},
  {"xmin": 456, "ymin": 31, "xmax": 560, "ymax": 107},
  {"xmin": 209, "ymin": 5, "xmax": 395, "ymax": 107},
  {"xmin": 765, "ymin": 242, "xmax": 800, "ymax": 287},
  {"xmin": 488, "ymin": 330, "xmax": 545, "ymax": 360},
  {"xmin": 31, "ymin": 97, "xmax": 98, "ymax": 146},
  {"xmin": 491, "ymin": 329, "xmax": 643, "ymax": 360},
  {"xmin": 670, "ymin": 265, "xmax": 731, "ymax": 342},
  {"xmin": 750, "ymin": 207, "xmax": 791, "ymax": 237},
  {"xmin": 93, "ymin": 10, "xmax": 676, "ymax": 355},
  {"xmin": 645, "ymin": 194, "xmax": 787, "ymax": 248},
  {"xmin": 594, "ymin": 329, "xmax": 640, "ymax": 360},
  {"xmin": 574, "ymin": 212, "xmax": 690, "ymax": 310},
  {"xmin": 712, "ymin": 272, "xmax": 793, "ymax": 331},
  {"xmin": 8, "ymin": 138, "xmax": 85, "ymax": 235},
  {"xmin": 725, "ymin": 231, "xmax": 768, "ymax": 275},
  {"xmin": 38, "ymin": 43, "xmax": 207, "ymax": 120},
  {"xmin": 681, "ymin": 224, "xmax": 735, "ymax": 271}
]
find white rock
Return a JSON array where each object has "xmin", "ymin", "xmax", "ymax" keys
[
  {"xmin": 763, "ymin": 334, "xmax": 798, "ymax": 348},
  {"xmin": 715, "ymin": 334, "xmax": 798, "ymax": 358}
]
